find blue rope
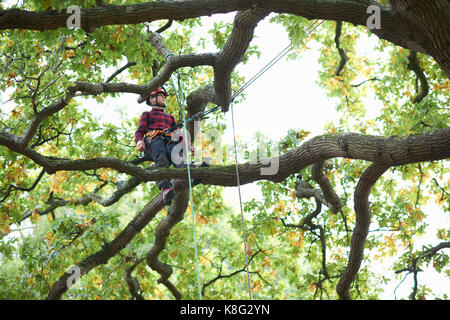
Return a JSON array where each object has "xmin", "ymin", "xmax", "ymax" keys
[
  {"xmin": 169, "ymin": 73, "xmax": 203, "ymax": 300},
  {"xmin": 159, "ymin": 20, "xmax": 324, "ymax": 299}
]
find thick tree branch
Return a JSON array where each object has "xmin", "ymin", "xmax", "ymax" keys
[
  {"xmin": 214, "ymin": 9, "xmax": 270, "ymax": 111},
  {"xmin": 389, "ymin": 0, "xmax": 450, "ymax": 78},
  {"xmin": 185, "ymin": 84, "xmax": 218, "ymax": 139},
  {"xmin": 0, "ymin": 1, "xmax": 368, "ymax": 32},
  {"xmin": 2, "ymin": 128, "xmax": 450, "ymax": 187},
  {"xmin": 141, "ymin": 31, "xmax": 216, "ymax": 102},
  {"xmin": 147, "ymin": 9, "xmax": 269, "ymax": 112},
  {"xmin": 336, "ymin": 162, "xmax": 390, "ymax": 300},
  {"xmin": 2, "ymin": 0, "xmax": 449, "ymax": 76},
  {"xmin": 75, "ymin": 50, "xmax": 215, "ymax": 101},
  {"xmin": 45, "ymin": 192, "xmax": 166, "ymax": 299},
  {"xmin": 145, "ymin": 182, "xmax": 188, "ymax": 300}
]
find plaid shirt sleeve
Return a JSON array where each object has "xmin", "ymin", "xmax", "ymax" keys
[{"xmin": 134, "ymin": 112, "xmax": 149, "ymax": 143}]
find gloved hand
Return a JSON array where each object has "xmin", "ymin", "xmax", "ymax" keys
[{"xmin": 136, "ymin": 140, "xmax": 145, "ymax": 152}]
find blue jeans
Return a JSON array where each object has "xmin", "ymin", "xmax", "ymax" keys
[{"xmin": 147, "ymin": 137, "xmax": 185, "ymax": 190}]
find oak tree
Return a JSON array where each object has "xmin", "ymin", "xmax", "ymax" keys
[{"xmin": 0, "ymin": 0, "xmax": 449, "ymax": 300}]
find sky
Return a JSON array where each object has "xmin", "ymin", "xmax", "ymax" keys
[{"xmin": 1, "ymin": 4, "xmax": 448, "ymax": 300}]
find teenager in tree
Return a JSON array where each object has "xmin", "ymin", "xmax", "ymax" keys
[{"xmin": 135, "ymin": 87, "xmax": 189, "ymax": 205}]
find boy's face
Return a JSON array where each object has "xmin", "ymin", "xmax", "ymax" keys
[{"xmin": 149, "ymin": 93, "xmax": 166, "ymax": 106}]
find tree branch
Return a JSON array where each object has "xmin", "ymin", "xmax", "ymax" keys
[
  {"xmin": 334, "ymin": 21, "xmax": 349, "ymax": 77},
  {"xmin": 395, "ymin": 241, "xmax": 450, "ymax": 300},
  {"xmin": 201, "ymin": 248, "xmax": 265, "ymax": 296},
  {"xmin": 147, "ymin": 9, "xmax": 269, "ymax": 112},
  {"xmin": 15, "ymin": 172, "xmax": 144, "ymax": 228},
  {"xmin": 20, "ymin": 86, "xmax": 77, "ymax": 147},
  {"xmin": 407, "ymin": 51, "xmax": 429, "ymax": 104},
  {"xmin": 2, "ymin": 128, "xmax": 450, "ymax": 187},
  {"xmin": 0, "ymin": 168, "xmax": 45, "ymax": 203},
  {"xmin": 124, "ymin": 254, "xmax": 146, "ymax": 300},
  {"xmin": 145, "ymin": 183, "xmax": 188, "ymax": 300},
  {"xmin": 0, "ymin": 1, "xmax": 368, "ymax": 32},
  {"xmin": 214, "ymin": 9, "xmax": 270, "ymax": 111},
  {"xmin": 336, "ymin": 162, "xmax": 390, "ymax": 300},
  {"xmin": 281, "ymin": 197, "xmax": 330, "ymax": 279},
  {"xmin": 45, "ymin": 192, "xmax": 166, "ymax": 299},
  {"xmin": 2, "ymin": 0, "xmax": 448, "ymax": 75},
  {"xmin": 106, "ymin": 61, "xmax": 137, "ymax": 83},
  {"xmin": 155, "ymin": 19, "xmax": 173, "ymax": 34},
  {"xmin": 311, "ymin": 161, "xmax": 343, "ymax": 214}
]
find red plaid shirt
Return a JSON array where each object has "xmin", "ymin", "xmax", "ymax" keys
[{"xmin": 135, "ymin": 108, "xmax": 178, "ymax": 143}]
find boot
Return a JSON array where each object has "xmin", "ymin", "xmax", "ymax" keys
[
  {"xmin": 192, "ymin": 161, "xmax": 210, "ymax": 186},
  {"xmin": 161, "ymin": 187, "xmax": 175, "ymax": 205}
]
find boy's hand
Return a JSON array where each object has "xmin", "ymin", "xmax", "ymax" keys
[{"xmin": 136, "ymin": 140, "xmax": 145, "ymax": 152}]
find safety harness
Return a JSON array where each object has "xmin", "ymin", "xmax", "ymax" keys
[
  {"xmin": 143, "ymin": 129, "xmax": 173, "ymax": 144},
  {"xmin": 142, "ymin": 129, "xmax": 174, "ymax": 160}
]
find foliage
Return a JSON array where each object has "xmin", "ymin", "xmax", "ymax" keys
[{"xmin": 0, "ymin": 1, "xmax": 449, "ymax": 300}]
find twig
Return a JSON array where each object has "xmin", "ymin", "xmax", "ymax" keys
[
  {"xmin": 407, "ymin": 51, "xmax": 429, "ymax": 103},
  {"xmin": 334, "ymin": 21, "xmax": 349, "ymax": 76}
]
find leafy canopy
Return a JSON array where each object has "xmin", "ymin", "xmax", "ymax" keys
[{"xmin": 0, "ymin": 0, "xmax": 449, "ymax": 300}]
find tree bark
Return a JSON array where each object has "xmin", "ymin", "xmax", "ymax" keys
[
  {"xmin": 389, "ymin": 0, "xmax": 450, "ymax": 78},
  {"xmin": 336, "ymin": 163, "xmax": 390, "ymax": 300},
  {"xmin": 46, "ymin": 195, "xmax": 165, "ymax": 300},
  {"xmin": 1, "ymin": 1, "xmax": 449, "ymax": 76},
  {"xmin": 2, "ymin": 128, "xmax": 449, "ymax": 187}
]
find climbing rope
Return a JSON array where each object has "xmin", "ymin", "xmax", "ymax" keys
[
  {"xmin": 228, "ymin": 19, "xmax": 324, "ymax": 300},
  {"xmin": 169, "ymin": 71, "xmax": 203, "ymax": 300},
  {"xmin": 161, "ymin": 19, "xmax": 324, "ymax": 300},
  {"xmin": 230, "ymin": 99, "xmax": 253, "ymax": 299},
  {"xmin": 231, "ymin": 19, "xmax": 324, "ymax": 102}
]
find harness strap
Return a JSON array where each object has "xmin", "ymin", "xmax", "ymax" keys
[
  {"xmin": 143, "ymin": 129, "xmax": 173, "ymax": 145},
  {"xmin": 144, "ymin": 129, "xmax": 172, "ymax": 140}
]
